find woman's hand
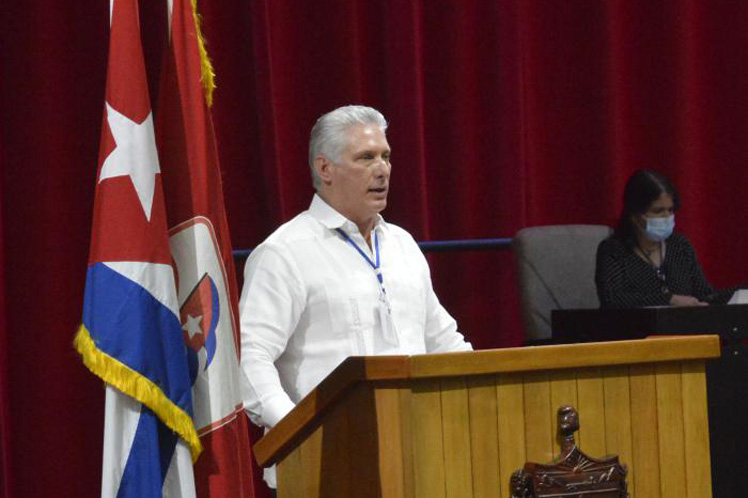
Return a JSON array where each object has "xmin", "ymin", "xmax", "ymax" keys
[{"xmin": 669, "ymin": 294, "xmax": 708, "ymax": 307}]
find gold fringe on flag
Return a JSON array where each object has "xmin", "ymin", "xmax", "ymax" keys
[
  {"xmin": 74, "ymin": 325, "xmax": 203, "ymax": 462},
  {"xmin": 190, "ymin": 0, "xmax": 216, "ymax": 107}
]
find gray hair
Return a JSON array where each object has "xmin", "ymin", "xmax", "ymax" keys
[{"xmin": 308, "ymin": 105, "xmax": 388, "ymax": 190}]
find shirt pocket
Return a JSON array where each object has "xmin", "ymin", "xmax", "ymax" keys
[
  {"xmin": 321, "ymin": 278, "xmax": 376, "ymax": 350},
  {"xmin": 387, "ymin": 275, "xmax": 427, "ymax": 353}
]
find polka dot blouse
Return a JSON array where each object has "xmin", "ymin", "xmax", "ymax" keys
[{"xmin": 595, "ymin": 232, "xmax": 736, "ymax": 309}]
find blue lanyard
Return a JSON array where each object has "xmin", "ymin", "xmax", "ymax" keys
[{"xmin": 335, "ymin": 228, "xmax": 383, "ymax": 284}]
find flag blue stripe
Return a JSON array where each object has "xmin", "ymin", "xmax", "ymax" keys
[
  {"xmin": 82, "ymin": 262, "xmax": 193, "ymax": 414},
  {"xmin": 117, "ymin": 407, "xmax": 178, "ymax": 498}
]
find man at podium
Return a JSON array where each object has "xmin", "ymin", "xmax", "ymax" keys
[{"xmin": 238, "ymin": 105, "xmax": 472, "ymax": 487}]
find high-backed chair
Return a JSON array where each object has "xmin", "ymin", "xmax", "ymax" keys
[{"xmin": 513, "ymin": 224, "xmax": 612, "ymax": 343}]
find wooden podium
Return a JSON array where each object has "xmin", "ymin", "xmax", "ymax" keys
[{"xmin": 254, "ymin": 336, "xmax": 719, "ymax": 498}]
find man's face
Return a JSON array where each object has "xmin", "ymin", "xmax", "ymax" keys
[{"xmin": 319, "ymin": 124, "xmax": 391, "ymax": 229}]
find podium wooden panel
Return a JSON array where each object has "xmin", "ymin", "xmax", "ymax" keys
[
  {"xmin": 253, "ymin": 336, "xmax": 720, "ymax": 498},
  {"xmin": 552, "ymin": 304, "xmax": 748, "ymax": 497}
]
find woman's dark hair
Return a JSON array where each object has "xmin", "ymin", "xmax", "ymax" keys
[{"xmin": 615, "ymin": 169, "xmax": 681, "ymax": 246}]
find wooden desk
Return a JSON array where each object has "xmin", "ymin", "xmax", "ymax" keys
[{"xmin": 551, "ymin": 305, "xmax": 748, "ymax": 498}]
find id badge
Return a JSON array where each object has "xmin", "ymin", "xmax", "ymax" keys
[{"xmin": 378, "ymin": 292, "xmax": 399, "ymax": 347}]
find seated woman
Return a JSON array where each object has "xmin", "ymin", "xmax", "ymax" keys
[{"xmin": 596, "ymin": 169, "xmax": 737, "ymax": 308}]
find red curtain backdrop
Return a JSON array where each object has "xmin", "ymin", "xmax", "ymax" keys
[{"xmin": 2, "ymin": 1, "xmax": 748, "ymax": 496}]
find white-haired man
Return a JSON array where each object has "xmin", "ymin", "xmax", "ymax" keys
[{"xmin": 239, "ymin": 105, "xmax": 472, "ymax": 487}]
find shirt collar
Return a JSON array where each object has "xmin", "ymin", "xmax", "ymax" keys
[{"xmin": 309, "ymin": 193, "xmax": 387, "ymax": 235}]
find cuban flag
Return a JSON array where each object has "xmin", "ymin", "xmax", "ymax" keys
[{"xmin": 75, "ymin": 0, "xmax": 201, "ymax": 496}]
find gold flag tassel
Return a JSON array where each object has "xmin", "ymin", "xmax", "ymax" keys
[
  {"xmin": 190, "ymin": 0, "xmax": 216, "ymax": 107},
  {"xmin": 74, "ymin": 325, "xmax": 203, "ymax": 462}
]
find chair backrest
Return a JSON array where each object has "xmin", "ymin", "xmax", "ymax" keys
[{"xmin": 513, "ymin": 224, "xmax": 613, "ymax": 343}]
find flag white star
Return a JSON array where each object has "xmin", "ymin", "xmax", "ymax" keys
[
  {"xmin": 99, "ymin": 103, "xmax": 161, "ymax": 221},
  {"xmin": 182, "ymin": 314, "xmax": 204, "ymax": 340}
]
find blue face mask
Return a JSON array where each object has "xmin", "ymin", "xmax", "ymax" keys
[{"xmin": 644, "ymin": 215, "xmax": 675, "ymax": 242}]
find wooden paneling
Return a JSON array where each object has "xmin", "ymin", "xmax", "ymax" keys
[
  {"xmin": 319, "ymin": 395, "xmax": 350, "ymax": 496},
  {"xmin": 681, "ymin": 362, "xmax": 712, "ymax": 498},
  {"xmin": 345, "ymin": 385, "xmax": 379, "ymax": 497},
  {"xmin": 467, "ymin": 376, "xmax": 501, "ymax": 498},
  {"xmin": 549, "ymin": 370, "xmax": 578, "ymax": 456},
  {"xmin": 277, "ymin": 446, "xmax": 303, "ymax": 498},
  {"xmin": 496, "ymin": 374, "xmax": 526, "ymax": 498},
  {"xmin": 629, "ymin": 364, "xmax": 660, "ymax": 498},
  {"xmin": 522, "ymin": 372, "xmax": 553, "ymax": 463},
  {"xmin": 655, "ymin": 363, "xmax": 687, "ymax": 498},
  {"xmin": 411, "ymin": 379, "xmax": 446, "ymax": 498},
  {"xmin": 299, "ymin": 428, "xmax": 323, "ymax": 497},
  {"xmin": 398, "ymin": 388, "xmax": 416, "ymax": 498},
  {"xmin": 440, "ymin": 378, "xmax": 474, "ymax": 498},
  {"xmin": 576, "ymin": 368, "xmax": 606, "ymax": 457},
  {"xmin": 373, "ymin": 386, "xmax": 408, "ymax": 498},
  {"xmin": 603, "ymin": 367, "xmax": 634, "ymax": 491}
]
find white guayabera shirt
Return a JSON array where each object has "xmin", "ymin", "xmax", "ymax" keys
[{"xmin": 239, "ymin": 193, "xmax": 472, "ymax": 428}]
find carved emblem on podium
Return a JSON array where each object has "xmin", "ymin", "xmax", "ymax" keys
[{"xmin": 510, "ymin": 405, "xmax": 629, "ymax": 498}]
